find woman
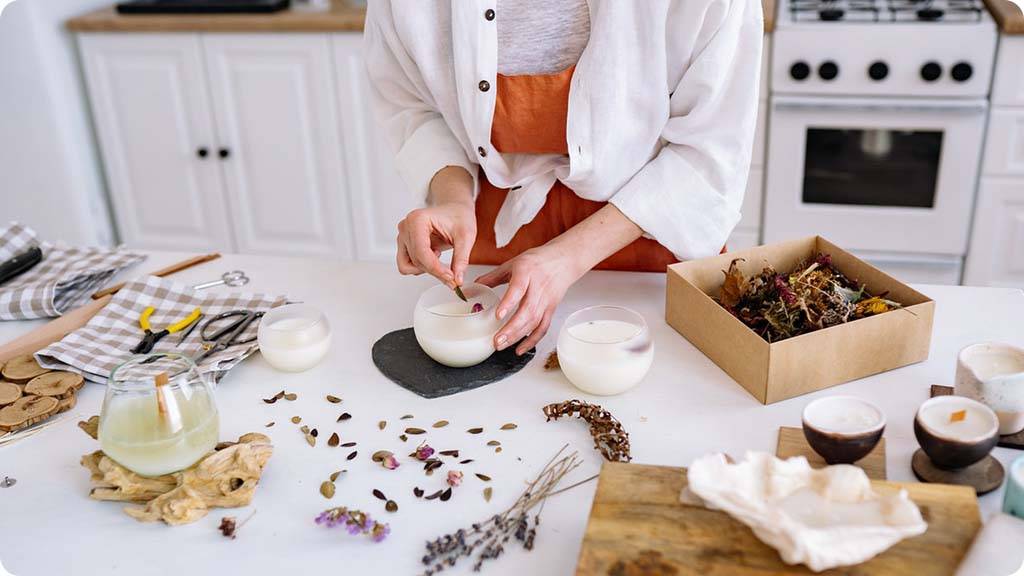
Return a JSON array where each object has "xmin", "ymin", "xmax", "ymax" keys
[{"xmin": 365, "ymin": 1, "xmax": 763, "ymax": 357}]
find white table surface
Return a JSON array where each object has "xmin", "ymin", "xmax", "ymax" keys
[{"xmin": 0, "ymin": 252, "xmax": 1022, "ymax": 576}]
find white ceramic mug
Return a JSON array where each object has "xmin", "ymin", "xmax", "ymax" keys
[{"xmin": 955, "ymin": 342, "xmax": 1024, "ymax": 436}]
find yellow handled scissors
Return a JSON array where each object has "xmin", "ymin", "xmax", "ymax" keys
[{"xmin": 131, "ymin": 306, "xmax": 202, "ymax": 354}]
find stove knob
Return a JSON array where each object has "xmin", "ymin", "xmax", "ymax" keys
[
  {"xmin": 951, "ymin": 62, "xmax": 973, "ymax": 82},
  {"xmin": 790, "ymin": 61, "xmax": 811, "ymax": 81},
  {"xmin": 921, "ymin": 62, "xmax": 943, "ymax": 82},
  {"xmin": 868, "ymin": 61, "xmax": 889, "ymax": 81},
  {"xmin": 818, "ymin": 61, "xmax": 839, "ymax": 81}
]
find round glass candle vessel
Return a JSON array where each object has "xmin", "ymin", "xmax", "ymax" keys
[
  {"xmin": 100, "ymin": 353, "xmax": 219, "ymax": 477},
  {"xmin": 556, "ymin": 305, "xmax": 654, "ymax": 396},
  {"xmin": 257, "ymin": 304, "xmax": 332, "ymax": 372},
  {"xmin": 413, "ymin": 283, "xmax": 501, "ymax": 368}
]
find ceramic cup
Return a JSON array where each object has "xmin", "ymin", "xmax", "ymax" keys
[
  {"xmin": 801, "ymin": 396, "xmax": 886, "ymax": 464},
  {"xmin": 1004, "ymin": 457, "xmax": 1024, "ymax": 520},
  {"xmin": 955, "ymin": 342, "xmax": 1024, "ymax": 436},
  {"xmin": 914, "ymin": 395, "xmax": 1000, "ymax": 470}
]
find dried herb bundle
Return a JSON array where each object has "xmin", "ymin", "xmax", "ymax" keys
[
  {"xmin": 420, "ymin": 446, "xmax": 585, "ymax": 574},
  {"xmin": 542, "ymin": 400, "xmax": 631, "ymax": 463},
  {"xmin": 315, "ymin": 507, "xmax": 390, "ymax": 542},
  {"xmin": 717, "ymin": 253, "xmax": 903, "ymax": 343}
]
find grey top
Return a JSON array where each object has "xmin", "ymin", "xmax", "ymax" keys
[{"xmin": 496, "ymin": 0, "xmax": 592, "ymax": 76}]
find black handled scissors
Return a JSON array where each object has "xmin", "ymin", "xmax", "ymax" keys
[{"xmin": 193, "ymin": 310, "xmax": 264, "ymax": 364}]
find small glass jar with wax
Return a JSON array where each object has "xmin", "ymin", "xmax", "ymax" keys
[
  {"xmin": 557, "ymin": 305, "xmax": 654, "ymax": 396},
  {"xmin": 258, "ymin": 304, "xmax": 332, "ymax": 372},
  {"xmin": 99, "ymin": 353, "xmax": 219, "ymax": 477},
  {"xmin": 413, "ymin": 283, "xmax": 502, "ymax": 368}
]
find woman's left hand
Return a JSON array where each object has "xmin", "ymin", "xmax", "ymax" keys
[{"xmin": 475, "ymin": 243, "xmax": 585, "ymax": 356}]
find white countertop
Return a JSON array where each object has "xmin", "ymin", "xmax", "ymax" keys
[{"xmin": 1, "ymin": 252, "xmax": 1021, "ymax": 576}]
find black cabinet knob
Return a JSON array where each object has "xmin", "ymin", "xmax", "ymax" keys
[
  {"xmin": 197, "ymin": 147, "xmax": 209, "ymax": 159},
  {"xmin": 218, "ymin": 148, "xmax": 230, "ymax": 159},
  {"xmin": 818, "ymin": 61, "xmax": 839, "ymax": 81},
  {"xmin": 921, "ymin": 62, "xmax": 942, "ymax": 82},
  {"xmin": 951, "ymin": 62, "xmax": 973, "ymax": 82},
  {"xmin": 868, "ymin": 61, "xmax": 889, "ymax": 81},
  {"xmin": 790, "ymin": 61, "xmax": 811, "ymax": 81}
]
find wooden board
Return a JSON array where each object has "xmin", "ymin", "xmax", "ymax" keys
[
  {"xmin": 776, "ymin": 426, "xmax": 887, "ymax": 479},
  {"xmin": 931, "ymin": 385, "xmax": 1023, "ymax": 450},
  {"xmin": 576, "ymin": 462, "xmax": 980, "ymax": 576}
]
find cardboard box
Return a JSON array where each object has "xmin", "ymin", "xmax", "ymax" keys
[{"xmin": 666, "ymin": 236, "xmax": 935, "ymax": 404}]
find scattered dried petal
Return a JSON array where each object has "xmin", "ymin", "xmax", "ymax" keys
[
  {"xmin": 459, "ymin": 459, "xmax": 474, "ymax": 464},
  {"xmin": 328, "ymin": 432, "xmax": 340, "ymax": 447},
  {"xmin": 284, "ymin": 393, "xmax": 297, "ymax": 401},
  {"xmin": 446, "ymin": 470, "xmax": 463, "ymax": 487},
  {"xmin": 500, "ymin": 423, "xmax": 517, "ymax": 430},
  {"xmin": 378, "ymin": 420, "xmax": 386, "ymax": 430},
  {"xmin": 310, "ymin": 428, "xmax": 319, "ymax": 438},
  {"xmin": 486, "ymin": 440, "xmax": 500, "ymax": 446},
  {"xmin": 438, "ymin": 449, "xmax": 460, "ymax": 457},
  {"xmin": 340, "ymin": 441, "xmax": 357, "ymax": 448},
  {"xmin": 475, "ymin": 473, "xmax": 491, "ymax": 482},
  {"xmin": 400, "ymin": 414, "xmax": 414, "ymax": 420},
  {"xmin": 483, "ymin": 487, "xmax": 492, "ymax": 502},
  {"xmin": 372, "ymin": 489, "xmax": 386, "ymax": 501},
  {"xmin": 337, "ymin": 413, "xmax": 352, "ymax": 422},
  {"xmin": 382, "ymin": 455, "xmax": 400, "ymax": 470},
  {"xmin": 495, "ymin": 447, "xmax": 502, "ymax": 453},
  {"xmin": 326, "ymin": 395, "xmax": 342, "ymax": 404},
  {"xmin": 471, "ymin": 302, "xmax": 484, "ymax": 314},
  {"xmin": 305, "ymin": 433, "xmax": 316, "ymax": 447},
  {"xmin": 424, "ymin": 489, "xmax": 444, "ymax": 501},
  {"xmin": 405, "ymin": 427, "xmax": 426, "ymax": 435},
  {"xmin": 320, "ymin": 481, "xmax": 335, "ymax": 499},
  {"xmin": 385, "ymin": 500, "xmax": 398, "ymax": 513},
  {"xmin": 432, "ymin": 420, "xmax": 449, "ymax": 428},
  {"xmin": 329, "ymin": 470, "xmax": 345, "ymax": 482},
  {"xmin": 440, "ymin": 487, "xmax": 453, "ymax": 502},
  {"xmin": 413, "ymin": 487, "xmax": 424, "ymax": 498},
  {"xmin": 399, "ymin": 434, "xmax": 408, "ymax": 442},
  {"xmin": 467, "ymin": 427, "xmax": 483, "ymax": 434},
  {"xmin": 544, "ymin": 350, "xmax": 560, "ymax": 371},
  {"xmin": 265, "ymin": 422, "xmax": 275, "ymax": 428},
  {"xmin": 300, "ymin": 425, "xmax": 310, "ymax": 434},
  {"xmin": 414, "ymin": 443, "xmax": 436, "ymax": 461},
  {"xmin": 262, "ymin": 391, "xmax": 285, "ymax": 404},
  {"xmin": 347, "ymin": 451, "xmax": 358, "ymax": 460}
]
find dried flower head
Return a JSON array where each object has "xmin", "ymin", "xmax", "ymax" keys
[
  {"xmin": 415, "ymin": 443, "xmax": 435, "ymax": 461},
  {"xmin": 382, "ymin": 455, "xmax": 400, "ymax": 470},
  {"xmin": 446, "ymin": 470, "xmax": 463, "ymax": 487},
  {"xmin": 471, "ymin": 302, "xmax": 484, "ymax": 313},
  {"xmin": 316, "ymin": 507, "xmax": 390, "ymax": 543}
]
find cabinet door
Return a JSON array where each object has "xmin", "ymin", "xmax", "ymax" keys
[
  {"xmin": 332, "ymin": 34, "xmax": 414, "ymax": 262},
  {"xmin": 204, "ymin": 34, "xmax": 353, "ymax": 258},
  {"xmin": 992, "ymin": 36, "xmax": 1024, "ymax": 107},
  {"xmin": 78, "ymin": 34, "xmax": 233, "ymax": 251},
  {"xmin": 983, "ymin": 108, "xmax": 1024, "ymax": 176},
  {"xmin": 964, "ymin": 178, "xmax": 1024, "ymax": 288}
]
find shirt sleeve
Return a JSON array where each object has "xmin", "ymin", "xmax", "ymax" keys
[
  {"xmin": 609, "ymin": 0, "xmax": 764, "ymax": 260},
  {"xmin": 363, "ymin": 3, "xmax": 478, "ymax": 203}
]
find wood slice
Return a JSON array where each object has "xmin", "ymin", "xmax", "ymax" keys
[
  {"xmin": 24, "ymin": 371, "xmax": 83, "ymax": 399},
  {"xmin": 1, "ymin": 354, "xmax": 50, "ymax": 383},
  {"xmin": 911, "ymin": 449, "xmax": 1005, "ymax": 496},
  {"xmin": 0, "ymin": 394, "xmax": 59, "ymax": 431},
  {"xmin": 0, "ymin": 381, "xmax": 22, "ymax": 406},
  {"xmin": 58, "ymin": 393, "xmax": 77, "ymax": 414}
]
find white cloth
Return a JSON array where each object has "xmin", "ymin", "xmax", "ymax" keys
[
  {"xmin": 364, "ymin": 0, "xmax": 764, "ymax": 260},
  {"xmin": 496, "ymin": 0, "xmax": 591, "ymax": 76}
]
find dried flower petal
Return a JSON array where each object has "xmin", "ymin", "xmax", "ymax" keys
[
  {"xmin": 415, "ymin": 443, "xmax": 436, "ymax": 461},
  {"xmin": 486, "ymin": 440, "xmax": 500, "ymax": 447},
  {"xmin": 315, "ymin": 507, "xmax": 389, "ymax": 543},
  {"xmin": 337, "ymin": 413, "xmax": 352, "ymax": 422},
  {"xmin": 320, "ymin": 481, "xmax": 335, "ymax": 499},
  {"xmin": 385, "ymin": 500, "xmax": 398, "ymax": 513},
  {"xmin": 475, "ymin": 473, "xmax": 491, "ymax": 482},
  {"xmin": 467, "ymin": 427, "xmax": 483, "ymax": 434},
  {"xmin": 341, "ymin": 441, "xmax": 356, "ymax": 447},
  {"xmin": 432, "ymin": 420, "xmax": 448, "ymax": 428},
  {"xmin": 265, "ymin": 422, "xmax": 275, "ymax": 428},
  {"xmin": 950, "ymin": 409, "xmax": 967, "ymax": 423},
  {"xmin": 471, "ymin": 302, "xmax": 484, "ymax": 313},
  {"xmin": 326, "ymin": 395, "xmax": 342, "ymax": 404},
  {"xmin": 328, "ymin": 432, "xmax": 340, "ymax": 447},
  {"xmin": 382, "ymin": 455, "xmax": 400, "ymax": 470},
  {"xmin": 483, "ymin": 487, "xmax": 492, "ymax": 502},
  {"xmin": 439, "ymin": 487, "xmax": 453, "ymax": 502},
  {"xmin": 372, "ymin": 489, "xmax": 386, "ymax": 501},
  {"xmin": 399, "ymin": 434, "xmax": 408, "ymax": 442},
  {"xmin": 378, "ymin": 420, "xmax": 386, "ymax": 430},
  {"xmin": 405, "ymin": 427, "xmax": 426, "ymax": 435},
  {"xmin": 544, "ymin": 350, "xmax": 560, "ymax": 371},
  {"xmin": 219, "ymin": 516, "xmax": 237, "ymax": 538},
  {"xmin": 500, "ymin": 423, "xmax": 517, "ymax": 430},
  {"xmin": 346, "ymin": 451, "xmax": 358, "ymax": 460},
  {"xmin": 447, "ymin": 470, "xmax": 463, "ymax": 487},
  {"xmin": 413, "ymin": 487, "xmax": 424, "ymax": 498},
  {"xmin": 284, "ymin": 393, "xmax": 297, "ymax": 401},
  {"xmin": 305, "ymin": 433, "xmax": 316, "ymax": 447},
  {"xmin": 330, "ymin": 470, "xmax": 345, "ymax": 482},
  {"xmin": 400, "ymin": 414, "xmax": 414, "ymax": 420},
  {"xmin": 438, "ymin": 449, "xmax": 459, "ymax": 457}
]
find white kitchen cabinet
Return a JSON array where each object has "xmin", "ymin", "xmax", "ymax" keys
[
  {"xmin": 992, "ymin": 36, "xmax": 1024, "ymax": 107},
  {"xmin": 332, "ymin": 34, "xmax": 414, "ymax": 262},
  {"xmin": 983, "ymin": 107, "xmax": 1024, "ymax": 176},
  {"xmin": 964, "ymin": 177, "xmax": 1024, "ymax": 287},
  {"xmin": 78, "ymin": 33, "xmax": 234, "ymax": 251},
  {"xmin": 204, "ymin": 35, "xmax": 353, "ymax": 258}
]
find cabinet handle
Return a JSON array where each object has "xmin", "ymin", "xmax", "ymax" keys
[
  {"xmin": 197, "ymin": 147, "xmax": 209, "ymax": 159},
  {"xmin": 218, "ymin": 147, "xmax": 230, "ymax": 159}
]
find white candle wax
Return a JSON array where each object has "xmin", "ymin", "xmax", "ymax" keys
[
  {"xmin": 557, "ymin": 319, "xmax": 653, "ymax": 396},
  {"xmin": 258, "ymin": 305, "xmax": 332, "ymax": 372},
  {"xmin": 803, "ymin": 397, "xmax": 884, "ymax": 435},
  {"xmin": 919, "ymin": 400, "xmax": 996, "ymax": 440},
  {"xmin": 414, "ymin": 302, "xmax": 498, "ymax": 368},
  {"xmin": 971, "ymin": 351, "xmax": 1024, "ymax": 380}
]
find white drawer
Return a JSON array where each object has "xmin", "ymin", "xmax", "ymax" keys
[
  {"xmin": 739, "ymin": 167, "xmax": 764, "ymax": 230},
  {"xmin": 752, "ymin": 99, "xmax": 767, "ymax": 167},
  {"xmin": 964, "ymin": 177, "xmax": 1024, "ymax": 288},
  {"xmin": 993, "ymin": 36, "xmax": 1024, "ymax": 107},
  {"xmin": 983, "ymin": 108, "xmax": 1024, "ymax": 176},
  {"xmin": 728, "ymin": 228, "xmax": 761, "ymax": 251}
]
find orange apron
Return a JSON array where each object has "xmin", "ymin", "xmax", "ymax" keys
[{"xmin": 468, "ymin": 66, "xmax": 679, "ymax": 273}]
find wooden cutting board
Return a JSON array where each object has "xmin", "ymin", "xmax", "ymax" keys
[{"xmin": 575, "ymin": 462, "xmax": 980, "ymax": 576}]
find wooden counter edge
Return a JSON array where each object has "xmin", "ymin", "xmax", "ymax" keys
[{"xmin": 983, "ymin": 0, "xmax": 1024, "ymax": 34}]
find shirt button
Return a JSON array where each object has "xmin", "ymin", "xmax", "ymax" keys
[
  {"xmin": 477, "ymin": 146, "xmax": 487, "ymax": 157},
  {"xmin": 484, "ymin": 8, "xmax": 495, "ymax": 20},
  {"xmin": 478, "ymin": 80, "xmax": 490, "ymax": 92}
]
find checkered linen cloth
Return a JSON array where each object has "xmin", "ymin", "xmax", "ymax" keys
[
  {"xmin": 0, "ymin": 222, "xmax": 146, "ymax": 320},
  {"xmin": 36, "ymin": 276, "xmax": 286, "ymax": 384}
]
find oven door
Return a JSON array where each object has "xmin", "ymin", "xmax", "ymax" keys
[{"xmin": 763, "ymin": 95, "xmax": 988, "ymax": 255}]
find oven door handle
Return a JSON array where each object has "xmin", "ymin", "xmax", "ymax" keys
[{"xmin": 773, "ymin": 96, "xmax": 988, "ymax": 115}]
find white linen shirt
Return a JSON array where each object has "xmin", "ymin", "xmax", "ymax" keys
[{"xmin": 364, "ymin": 0, "xmax": 764, "ymax": 260}]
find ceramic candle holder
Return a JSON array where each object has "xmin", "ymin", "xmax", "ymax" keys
[
  {"xmin": 914, "ymin": 396, "xmax": 999, "ymax": 470},
  {"xmin": 801, "ymin": 396, "xmax": 886, "ymax": 464},
  {"xmin": 413, "ymin": 283, "xmax": 502, "ymax": 368},
  {"xmin": 954, "ymin": 342, "xmax": 1024, "ymax": 435},
  {"xmin": 556, "ymin": 305, "xmax": 654, "ymax": 396},
  {"xmin": 1004, "ymin": 457, "xmax": 1024, "ymax": 520},
  {"xmin": 257, "ymin": 304, "xmax": 332, "ymax": 372}
]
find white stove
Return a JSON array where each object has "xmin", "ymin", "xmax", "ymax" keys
[{"xmin": 763, "ymin": 0, "xmax": 999, "ymax": 284}]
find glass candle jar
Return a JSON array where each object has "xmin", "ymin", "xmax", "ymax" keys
[
  {"xmin": 413, "ymin": 283, "xmax": 502, "ymax": 368},
  {"xmin": 556, "ymin": 305, "xmax": 654, "ymax": 396},
  {"xmin": 99, "ymin": 353, "xmax": 219, "ymax": 477},
  {"xmin": 257, "ymin": 304, "xmax": 332, "ymax": 372},
  {"xmin": 1003, "ymin": 456, "xmax": 1024, "ymax": 520}
]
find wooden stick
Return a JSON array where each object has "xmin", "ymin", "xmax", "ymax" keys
[
  {"xmin": 155, "ymin": 372, "xmax": 169, "ymax": 422},
  {"xmin": 91, "ymin": 253, "xmax": 221, "ymax": 299},
  {"xmin": 0, "ymin": 295, "xmax": 111, "ymax": 365}
]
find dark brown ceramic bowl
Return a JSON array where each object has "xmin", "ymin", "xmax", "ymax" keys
[
  {"xmin": 802, "ymin": 396, "xmax": 886, "ymax": 465},
  {"xmin": 914, "ymin": 396, "xmax": 999, "ymax": 470}
]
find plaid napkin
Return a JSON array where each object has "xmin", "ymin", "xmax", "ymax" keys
[
  {"xmin": 0, "ymin": 222, "xmax": 146, "ymax": 320},
  {"xmin": 36, "ymin": 276, "xmax": 286, "ymax": 384}
]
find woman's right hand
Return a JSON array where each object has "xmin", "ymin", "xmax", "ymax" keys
[{"xmin": 396, "ymin": 166, "xmax": 477, "ymax": 288}]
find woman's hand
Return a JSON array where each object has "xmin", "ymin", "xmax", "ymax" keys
[
  {"xmin": 475, "ymin": 243, "xmax": 584, "ymax": 356},
  {"xmin": 396, "ymin": 167, "xmax": 476, "ymax": 287}
]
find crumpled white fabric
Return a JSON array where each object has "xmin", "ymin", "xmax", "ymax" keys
[{"xmin": 682, "ymin": 452, "xmax": 928, "ymax": 572}]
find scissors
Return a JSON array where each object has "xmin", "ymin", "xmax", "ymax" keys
[
  {"xmin": 192, "ymin": 271, "xmax": 249, "ymax": 291},
  {"xmin": 193, "ymin": 310, "xmax": 264, "ymax": 364}
]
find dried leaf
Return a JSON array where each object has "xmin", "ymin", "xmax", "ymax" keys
[
  {"xmin": 399, "ymin": 434, "xmax": 408, "ymax": 442},
  {"xmin": 305, "ymin": 433, "xmax": 316, "ymax": 447},
  {"xmin": 337, "ymin": 413, "xmax": 352, "ymax": 422},
  {"xmin": 483, "ymin": 487, "xmax": 492, "ymax": 502},
  {"xmin": 413, "ymin": 487, "xmax": 424, "ymax": 498},
  {"xmin": 495, "ymin": 447, "xmax": 502, "ymax": 453},
  {"xmin": 300, "ymin": 425, "xmax": 310, "ymax": 434},
  {"xmin": 372, "ymin": 489, "xmax": 386, "ymax": 501},
  {"xmin": 284, "ymin": 393, "xmax": 298, "ymax": 401},
  {"xmin": 347, "ymin": 451, "xmax": 358, "ymax": 460},
  {"xmin": 385, "ymin": 500, "xmax": 398, "ymax": 513},
  {"xmin": 500, "ymin": 423, "xmax": 517, "ymax": 430},
  {"xmin": 405, "ymin": 427, "xmax": 426, "ymax": 435},
  {"xmin": 544, "ymin": 351, "xmax": 560, "ymax": 371},
  {"xmin": 263, "ymin": 390, "xmax": 285, "ymax": 404},
  {"xmin": 265, "ymin": 421, "xmax": 275, "ymax": 428},
  {"xmin": 486, "ymin": 440, "xmax": 500, "ymax": 447},
  {"xmin": 467, "ymin": 427, "xmax": 483, "ymax": 434},
  {"xmin": 424, "ymin": 489, "xmax": 444, "ymax": 501},
  {"xmin": 432, "ymin": 420, "xmax": 449, "ymax": 428},
  {"xmin": 326, "ymin": 395, "xmax": 342, "ymax": 404},
  {"xmin": 400, "ymin": 414, "xmax": 414, "ymax": 420},
  {"xmin": 78, "ymin": 416, "xmax": 100, "ymax": 439},
  {"xmin": 310, "ymin": 428, "xmax": 319, "ymax": 438},
  {"xmin": 438, "ymin": 450, "xmax": 460, "ymax": 457},
  {"xmin": 439, "ymin": 487, "xmax": 452, "ymax": 502},
  {"xmin": 719, "ymin": 258, "xmax": 746, "ymax": 309},
  {"xmin": 372, "ymin": 450, "xmax": 394, "ymax": 462},
  {"xmin": 320, "ymin": 481, "xmax": 335, "ymax": 499},
  {"xmin": 378, "ymin": 420, "xmax": 387, "ymax": 430},
  {"xmin": 475, "ymin": 473, "xmax": 491, "ymax": 482},
  {"xmin": 330, "ymin": 470, "xmax": 345, "ymax": 482},
  {"xmin": 328, "ymin": 432, "xmax": 340, "ymax": 447},
  {"xmin": 459, "ymin": 459, "xmax": 474, "ymax": 464},
  {"xmin": 340, "ymin": 441, "xmax": 356, "ymax": 448}
]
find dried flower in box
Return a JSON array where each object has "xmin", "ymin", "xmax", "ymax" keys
[{"xmin": 717, "ymin": 253, "xmax": 903, "ymax": 343}]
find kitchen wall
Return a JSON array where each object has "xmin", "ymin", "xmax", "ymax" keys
[{"xmin": 0, "ymin": 0, "xmax": 115, "ymax": 246}]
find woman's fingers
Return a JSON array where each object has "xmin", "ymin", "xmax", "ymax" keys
[
  {"xmin": 450, "ymin": 228, "xmax": 476, "ymax": 287},
  {"xmin": 406, "ymin": 216, "xmax": 454, "ymax": 286},
  {"xmin": 474, "ymin": 262, "xmax": 510, "ymax": 288},
  {"xmin": 495, "ymin": 284, "xmax": 541, "ymax": 351},
  {"xmin": 493, "ymin": 269, "xmax": 528, "ymax": 322},
  {"xmin": 516, "ymin": 308, "xmax": 553, "ymax": 355},
  {"xmin": 396, "ymin": 233, "xmax": 421, "ymax": 275}
]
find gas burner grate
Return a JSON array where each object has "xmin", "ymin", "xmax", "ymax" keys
[{"xmin": 789, "ymin": 0, "xmax": 984, "ymax": 21}]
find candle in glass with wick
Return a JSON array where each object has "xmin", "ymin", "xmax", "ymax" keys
[{"xmin": 414, "ymin": 283, "xmax": 500, "ymax": 367}]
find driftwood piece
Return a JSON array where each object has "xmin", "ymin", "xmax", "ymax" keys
[{"xmin": 82, "ymin": 432, "xmax": 273, "ymax": 525}]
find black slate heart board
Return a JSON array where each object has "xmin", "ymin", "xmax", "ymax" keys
[{"xmin": 372, "ymin": 328, "xmax": 535, "ymax": 398}]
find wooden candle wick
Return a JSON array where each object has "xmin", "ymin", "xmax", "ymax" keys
[{"xmin": 155, "ymin": 372, "xmax": 169, "ymax": 423}]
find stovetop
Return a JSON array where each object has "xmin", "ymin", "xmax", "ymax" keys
[{"xmin": 788, "ymin": 0, "xmax": 987, "ymax": 22}]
